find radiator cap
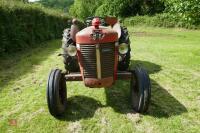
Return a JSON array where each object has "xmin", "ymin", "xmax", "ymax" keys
[{"xmin": 92, "ymin": 18, "xmax": 101, "ymax": 29}]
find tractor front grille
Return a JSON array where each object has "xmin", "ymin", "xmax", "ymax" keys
[
  {"xmin": 80, "ymin": 44, "xmax": 97, "ymax": 78},
  {"xmin": 100, "ymin": 44, "xmax": 115, "ymax": 78},
  {"xmin": 80, "ymin": 43, "xmax": 115, "ymax": 79}
]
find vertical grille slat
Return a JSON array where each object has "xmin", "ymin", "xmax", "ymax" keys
[
  {"xmin": 80, "ymin": 44, "xmax": 97, "ymax": 78},
  {"xmin": 100, "ymin": 43, "xmax": 115, "ymax": 78},
  {"xmin": 80, "ymin": 43, "xmax": 115, "ymax": 79}
]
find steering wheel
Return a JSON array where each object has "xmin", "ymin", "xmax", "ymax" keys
[{"xmin": 85, "ymin": 16, "xmax": 106, "ymax": 26}]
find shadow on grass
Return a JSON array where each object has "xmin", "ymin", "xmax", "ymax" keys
[
  {"xmin": 61, "ymin": 60, "xmax": 187, "ymax": 121},
  {"xmin": 105, "ymin": 79, "xmax": 187, "ymax": 118},
  {"xmin": 0, "ymin": 40, "xmax": 60, "ymax": 92},
  {"xmin": 130, "ymin": 60, "xmax": 162, "ymax": 74},
  {"xmin": 106, "ymin": 60, "xmax": 187, "ymax": 118},
  {"xmin": 59, "ymin": 96, "xmax": 105, "ymax": 121}
]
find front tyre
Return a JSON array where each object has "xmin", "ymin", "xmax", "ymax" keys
[
  {"xmin": 130, "ymin": 66, "xmax": 151, "ymax": 113},
  {"xmin": 47, "ymin": 69, "xmax": 67, "ymax": 117}
]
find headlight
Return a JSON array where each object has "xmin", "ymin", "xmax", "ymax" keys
[
  {"xmin": 119, "ymin": 43, "xmax": 128, "ymax": 54},
  {"xmin": 65, "ymin": 45, "xmax": 77, "ymax": 56}
]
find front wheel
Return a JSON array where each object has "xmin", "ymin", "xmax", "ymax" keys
[
  {"xmin": 130, "ymin": 66, "xmax": 151, "ymax": 113},
  {"xmin": 47, "ymin": 69, "xmax": 67, "ymax": 117}
]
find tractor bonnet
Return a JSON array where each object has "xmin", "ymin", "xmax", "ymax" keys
[
  {"xmin": 76, "ymin": 26, "xmax": 118, "ymax": 44},
  {"xmin": 75, "ymin": 19, "xmax": 118, "ymax": 88}
]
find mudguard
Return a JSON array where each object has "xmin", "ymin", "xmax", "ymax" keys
[
  {"xmin": 70, "ymin": 19, "xmax": 86, "ymax": 42},
  {"xmin": 105, "ymin": 16, "xmax": 118, "ymax": 26},
  {"xmin": 70, "ymin": 24, "xmax": 79, "ymax": 42},
  {"xmin": 113, "ymin": 22, "xmax": 121, "ymax": 39}
]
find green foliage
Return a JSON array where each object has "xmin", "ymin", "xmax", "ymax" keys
[
  {"xmin": 96, "ymin": 0, "xmax": 165, "ymax": 17},
  {"xmin": 123, "ymin": 13, "xmax": 199, "ymax": 29},
  {"xmin": 0, "ymin": 0, "xmax": 69, "ymax": 54},
  {"xmin": 69, "ymin": 0, "xmax": 102, "ymax": 19},
  {"xmin": 69, "ymin": 0, "xmax": 200, "ymax": 28},
  {"xmin": 126, "ymin": 0, "xmax": 200, "ymax": 28},
  {"xmin": 39, "ymin": 0, "xmax": 74, "ymax": 12},
  {"xmin": 164, "ymin": 0, "xmax": 200, "ymax": 26},
  {"xmin": 95, "ymin": 0, "xmax": 132, "ymax": 17},
  {"xmin": 70, "ymin": 0, "xmax": 164, "ymax": 19}
]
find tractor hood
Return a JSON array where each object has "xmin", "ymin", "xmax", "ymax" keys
[{"xmin": 76, "ymin": 26, "xmax": 118, "ymax": 44}]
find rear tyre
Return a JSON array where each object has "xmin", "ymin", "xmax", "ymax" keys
[
  {"xmin": 62, "ymin": 29, "xmax": 79, "ymax": 72},
  {"xmin": 47, "ymin": 69, "xmax": 67, "ymax": 117},
  {"xmin": 130, "ymin": 66, "xmax": 151, "ymax": 113},
  {"xmin": 118, "ymin": 27, "xmax": 131, "ymax": 71}
]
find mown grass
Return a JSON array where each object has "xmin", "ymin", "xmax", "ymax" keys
[{"xmin": 0, "ymin": 27, "xmax": 200, "ymax": 133}]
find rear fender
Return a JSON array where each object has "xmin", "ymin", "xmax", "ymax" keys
[
  {"xmin": 113, "ymin": 22, "xmax": 121, "ymax": 39},
  {"xmin": 105, "ymin": 16, "xmax": 118, "ymax": 26},
  {"xmin": 70, "ymin": 24, "xmax": 79, "ymax": 42}
]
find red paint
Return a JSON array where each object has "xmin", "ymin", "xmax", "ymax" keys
[
  {"xmin": 76, "ymin": 25, "xmax": 118, "ymax": 88},
  {"xmin": 76, "ymin": 48, "xmax": 84, "ymax": 80},
  {"xmin": 92, "ymin": 18, "xmax": 101, "ymax": 29},
  {"xmin": 105, "ymin": 17, "xmax": 118, "ymax": 26},
  {"xmin": 84, "ymin": 77, "xmax": 113, "ymax": 88},
  {"xmin": 114, "ymin": 45, "xmax": 118, "ymax": 80},
  {"xmin": 76, "ymin": 26, "xmax": 118, "ymax": 44}
]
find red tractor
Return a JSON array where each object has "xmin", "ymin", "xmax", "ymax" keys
[{"xmin": 47, "ymin": 17, "xmax": 151, "ymax": 117}]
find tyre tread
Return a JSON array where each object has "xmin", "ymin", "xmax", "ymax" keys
[{"xmin": 130, "ymin": 66, "xmax": 151, "ymax": 113}]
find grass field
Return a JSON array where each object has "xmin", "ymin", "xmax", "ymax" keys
[{"xmin": 0, "ymin": 27, "xmax": 200, "ymax": 133}]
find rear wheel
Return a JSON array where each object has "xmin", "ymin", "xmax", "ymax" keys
[
  {"xmin": 118, "ymin": 27, "xmax": 131, "ymax": 71},
  {"xmin": 62, "ymin": 29, "xmax": 79, "ymax": 72},
  {"xmin": 130, "ymin": 66, "xmax": 151, "ymax": 113},
  {"xmin": 47, "ymin": 69, "xmax": 67, "ymax": 117}
]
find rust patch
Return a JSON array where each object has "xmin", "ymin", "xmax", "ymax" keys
[
  {"xmin": 105, "ymin": 16, "xmax": 118, "ymax": 26},
  {"xmin": 84, "ymin": 77, "xmax": 113, "ymax": 88}
]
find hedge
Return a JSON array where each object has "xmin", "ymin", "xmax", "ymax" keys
[
  {"xmin": 0, "ymin": 1, "xmax": 70, "ymax": 54},
  {"xmin": 123, "ymin": 14, "xmax": 200, "ymax": 29}
]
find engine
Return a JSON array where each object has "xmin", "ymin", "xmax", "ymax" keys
[{"xmin": 76, "ymin": 18, "xmax": 118, "ymax": 88}]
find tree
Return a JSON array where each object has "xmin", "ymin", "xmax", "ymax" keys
[
  {"xmin": 165, "ymin": 0, "xmax": 200, "ymax": 26},
  {"xmin": 69, "ymin": 0, "xmax": 102, "ymax": 19},
  {"xmin": 70, "ymin": 0, "xmax": 165, "ymax": 19},
  {"xmin": 39, "ymin": 0, "xmax": 74, "ymax": 12}
]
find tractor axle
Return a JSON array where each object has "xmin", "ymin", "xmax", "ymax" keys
[{"xmin": 64, "ymin": 71, "xmax": 132, "ymax": 81}]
